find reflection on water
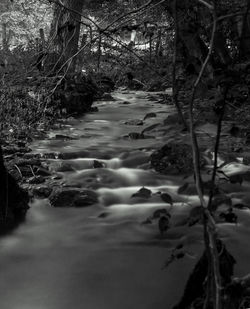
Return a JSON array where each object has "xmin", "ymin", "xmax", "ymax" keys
[{"xmin": 0, "ymin": 91, "xmax": 249, "ymax": 309}]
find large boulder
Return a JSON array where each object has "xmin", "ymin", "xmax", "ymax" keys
[
  {"xmin": 151, "ymin": 143, "xmax": 194, "ymax": 175},
  {"xmin": 94, "ymin": 74, "xmax": 115, "ymax": 93},
  {"xmin": 0, "ymin": 145, "xmax": 29, "ymax": 234},
  {"xmin": 54, "ymin": 73, "xmax": 98, "ymax": 115},
  {"xmin": 49, "ymin": 188, "xmax": 98, "ymax": 208}
]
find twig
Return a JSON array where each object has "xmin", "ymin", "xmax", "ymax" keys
[
  {"xmin": 197, "ymin": 0, "xmax": 214, "ymax": 10},
  {"xmin": 14, "ymin": 164, "xmax": 23, "ymax": 178},
  {"xmin": 103, "ymin": 32, "xmax": 163, "ymax": 77},
  {"xmin": 29, "ymin": 165, "xmax": 36, "ymax": 177}
]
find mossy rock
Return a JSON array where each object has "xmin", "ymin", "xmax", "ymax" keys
[{"xmin": 150, "ymin": 143, "xmax": 193, "ymax": 174}]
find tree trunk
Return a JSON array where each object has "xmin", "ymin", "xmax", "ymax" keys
[
  {"xmin": 49, "ymin": 0, "xmax": 85, "ymax": 72},
  {"xmin": 164, "ymin": 0, "xmax": 231, "ymax": 74},
  {"xmin": 239, "ymin": 0, "xmax": 250, "ymax": 60}
]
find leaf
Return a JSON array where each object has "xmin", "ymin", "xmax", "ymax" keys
[
  {"xmin": 131, "ymin": 187, "xmax": 151, "ymax": 199},
  {"xmin": 158, "ymin": 215, "xmax": 170, "ymax": 235},
  {"xmin": 176, "ymin": 252, "xmax": 185, "ymax": 259},
  {"xmin": 175, "ymin": 244, "xmax": 184, "ymax": 250},
  {"xmin": 177, "ymin": 182, "xmax": 189, "ymax": 194},
  {"xmin": 219, "ymin": 211, "xmax": 237, "ymax": 223},
  {"xmin": 160, "ymin": 193, "xmax": 173, "ymax": 205}
]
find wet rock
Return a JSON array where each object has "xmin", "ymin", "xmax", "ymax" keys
[
  {"xmin": 144, "ymin": 112, "xmax": 157, "ymax": 120},
  {"xmin": 94, "ymin": 74, "xmax": 115, "ymax": 93},
  {"xmin": 151, "ymin": 143, "xmax": 193, "ymax": 174},
  {"xmin": 93, "ymin": 160, "xmax": 105, "ymax": 168},
  {"xmin": 131, "ymin": 187, "xmax": 152, "ymax": 199},
  {"xmin": 32, "ymin": 186, "xmax": 52, "ymax": 198},
  {"xmin": 141, "ymin": 123, "xmax": 160, "ymax": 134},
  {"xmin": 49, "ymin": 188, "xmax": 98, "ymax": 208},
  {"xmin": 55, "ymin": 162, "xmax": 75, "ymax": 172},
  {"xmin": 163, "ymin": 112, "xmax": 189, "ymax": 125},
  {"xmin": 124, "ymin": 119, "xmax": 144, "ymax": 126},
  {"xmin": 122, "ymin": 152, "xmax": 149, "ymax": 168},
  {"xmin": 2, "ymin": 145, "xmax": 31, "ymax": 155},
  {"xmin": 98, "ymin": 212, "xmax": 110, "ymax": 218},
  {"xmin": 54, "ymin": 134, "xmax": 76, "ymax": 140},
  {"xmin": 128, "ymin": 132, "xmax": 145, "ymax": 139},
  {"xmin": 52, "ymin": 73, "xmax": 98, "ymax": 115},
  {"xmin": 22, "ymin": 153, "xmax": 41, "ymax": 160},
  {"xmin": 58, "ymin": 151, "xmax": 89, "ymax": 160},
  {"xmin": 101, "ymin": 93, "xmax": 115, "ymax": 101},
  {"xmin": 90, "ymin": 106, "xmax": 98, "ymax": 112}
]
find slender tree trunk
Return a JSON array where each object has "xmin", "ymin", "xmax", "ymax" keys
[
  {"xmin": 155, "ymin": 28, "xmax": 162, "ymax": 59},
  {"xmin": 164, "ymin": 0, "xmax": 231, "ymax": 74},
  {"xmin": 97, "ymin": 33, "xmax": 102, "ymax": 72},
  {"xmin": 239, "ymin": 0, "xmax": 250, "ymax": 60}
]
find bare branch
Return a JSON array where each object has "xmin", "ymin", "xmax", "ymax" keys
[{"xmin": 197, "ymin": 0, "xmax": 214, "ymax": 10}]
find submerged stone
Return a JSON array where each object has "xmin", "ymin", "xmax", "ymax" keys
[
  {"xmin": 49, "ymin": 188, "xmax": 98, "ymax": 208},
  {"xmin": 32, "ymin": 186, "xmax": 53, "ymax": 198}
]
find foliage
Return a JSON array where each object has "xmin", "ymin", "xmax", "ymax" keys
[{"xmin": 0, "ymin": 0, "xmax": 53, "ymax": 49}]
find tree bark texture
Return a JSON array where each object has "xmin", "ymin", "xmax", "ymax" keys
[{"xmin": 50, "ymin": 0, "xmax": 85, "ymax": 72}]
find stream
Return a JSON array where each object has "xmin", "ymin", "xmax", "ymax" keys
[{"xmin": 0, "ymin": 90, "xmax": 250, "ymax": 309}]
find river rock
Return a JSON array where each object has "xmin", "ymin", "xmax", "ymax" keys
[
  {"xmin": 144, "ymin": 112, "xmax": 157, "ymax": 120},
  {"xmin": 124, "ymin": 119, "xmax": 144, "ymax": 126},
  {"xmin": 49, "ymin": 188, "xmax": 98, "ymax": 208},
  {"xmin": 93, "ymin": 160, "xmax": 105, "ymax": 168},
  {"xmin": 151, "ymin": 143, "xmax": 193, "ymax": 174},
  {"xmin": 52, "ymin": 162, "xmax": 75, "ymax": 172},
  {"xmin": 54, "ymin": 73, "xmax": 97, "ymax": 115},
  {"xmin": 100, "ymin": 93, "xmax": 115, "ymax": 101},
  {"xmin": 94, "ymin": 74, "xmax": 115, "ymax": 93},
  {"xmin": 128, "ymin": 132, "xmax": 145, "ymax": 139},
  {"xmin": 58, "ymin": 151, "xmax": 89, "ymax": 160},
  {"xmin": 2, "ymin": 145, "xmax": 32, "ymax": 155},
  {"xmin": 32, "ymin": 186, "xmax": 53, "ymax": 198}
]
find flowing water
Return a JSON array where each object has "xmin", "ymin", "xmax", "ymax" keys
[{"xmin": 0, "ymin": 91, "xmax": 249, "ymax": 309}]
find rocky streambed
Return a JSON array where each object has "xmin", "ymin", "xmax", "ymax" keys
[{"xmin": 1, "ymin": 90, "xmax": 250, "ymax": 309}]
